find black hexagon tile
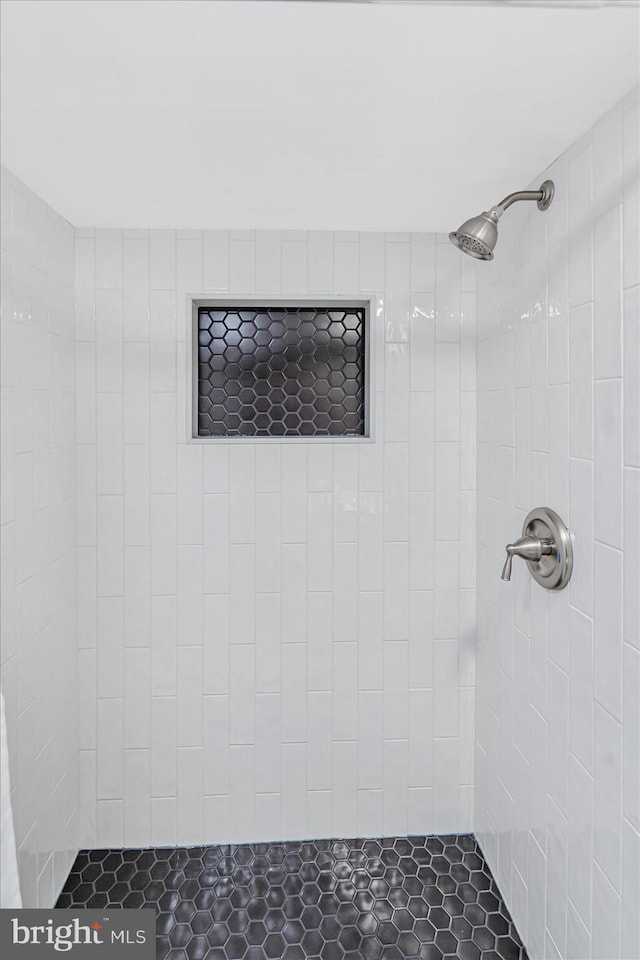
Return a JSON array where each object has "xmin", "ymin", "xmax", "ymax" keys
[
  {"xmin": 56, "ymin": 835, "xmax": 528, "ymax": 959},
  {"xmin": 197, "ymin": 306, "xmax": 366, "ymax": 437}
]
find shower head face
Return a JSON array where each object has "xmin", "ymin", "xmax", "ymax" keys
[{"xmin": 449, "ymin": 211, "xmax": 498, "ymax": 260}]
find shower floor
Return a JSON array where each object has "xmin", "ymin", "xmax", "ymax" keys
[{"xmin": 56, "ymin": 834, "xmax": 528, "ymax": 960}]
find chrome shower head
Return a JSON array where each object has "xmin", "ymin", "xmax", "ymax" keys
[{"xmin": 450, "ymin": 180, "xmax": 554, "ymax": 261}]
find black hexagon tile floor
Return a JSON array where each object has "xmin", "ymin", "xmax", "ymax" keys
[{"xmin": 56, "ymin": 834, "xmax": 528, "ymax": 960}]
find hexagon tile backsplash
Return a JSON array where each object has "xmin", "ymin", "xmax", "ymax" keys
[{"xmin": 56, "ymin": 834, "xmax": 527, "ymax": 959}]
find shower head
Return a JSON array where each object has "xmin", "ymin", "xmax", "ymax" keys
[
  {"xmin": 449, "ymin": 209, "xmax": 500, "ymax": 261},
  {"xmin": 449, "ymin": 180, "xmax": 554, "ymax": 261}
]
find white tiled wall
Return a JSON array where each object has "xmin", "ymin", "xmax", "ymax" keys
[
  {"xmin": 75, "ymin": 226, "xmax": 477, "ymax": 848},
  {"xmin": 474, "ymin": 88, "xmax": 639, "ymax": 960},
  {"xmin": 0, "ymin": 166, "xmax": 78, "ymax": 905},
  {"xmin": 3, "ymin": 84, "xmax": 636, "ymax": 948}
]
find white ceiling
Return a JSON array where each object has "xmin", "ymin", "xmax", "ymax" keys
[{"xmin": 1, "ymin": 0, "xmax": 638, "ymax": 231}]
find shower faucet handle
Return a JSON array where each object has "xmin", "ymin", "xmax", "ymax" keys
[
  {"xmin": 501, "ymin": 507, "xmax": 573, "ymax": 590},
  {"xmin": 500, "ymin": 535, "xmax": 554, "ymax": 582}
]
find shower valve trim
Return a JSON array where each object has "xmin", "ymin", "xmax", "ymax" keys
[{"xmin": 501, "ymin": 506, "xmax": 573, "ymax": 591}]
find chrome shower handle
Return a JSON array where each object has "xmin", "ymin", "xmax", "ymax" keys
[{"xmin": 500, "ymin": 535, "xmax": 554, "ymax": 582}]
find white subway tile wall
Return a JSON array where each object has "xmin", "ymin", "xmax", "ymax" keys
[
  {"xmin": 75, "ymin": 226, "xmax": 477, "ymax": 851},
  {"xmin": 0, "ymin": 167, "xmax": 78, "ymax": 905},
  {"xmin": 474, "ymin": 88, "xmax": 639, "ymax": 960},
  {"xmin": 2, "ymin": 87, "xmax": 636, "ymax": 943}
]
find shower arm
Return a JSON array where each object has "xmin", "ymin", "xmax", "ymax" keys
[
  {"xmin": 498, "ymin": 189, "xmax": 545, "ymax": 211},
  {"xmin": 491, "ymin": 181, "xmax": 555, "ymax": 218}
]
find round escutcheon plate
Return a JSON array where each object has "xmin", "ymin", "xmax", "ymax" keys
[{"xmin": 522, "ymin": 506, "xmax": 573, "ymax": 590}]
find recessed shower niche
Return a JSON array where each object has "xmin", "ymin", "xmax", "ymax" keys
[{"xmin": 192, "ymin": 301, "xmax": 369, "ymax": 439}]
